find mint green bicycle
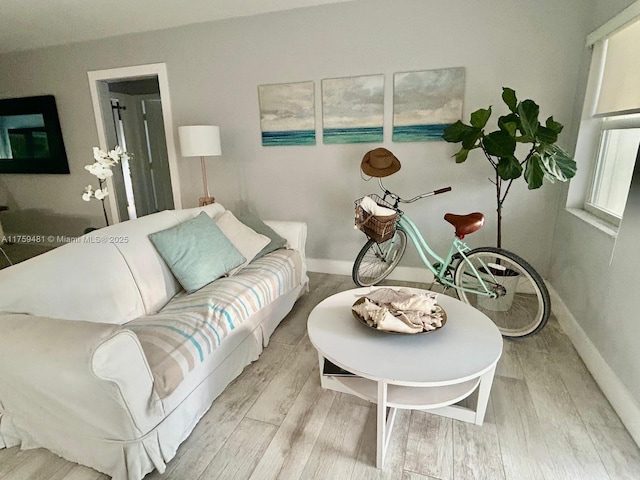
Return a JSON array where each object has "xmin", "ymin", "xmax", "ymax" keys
[{"xmin": 353, "ymin": 178, "xmax": 551, "ymax": 338}]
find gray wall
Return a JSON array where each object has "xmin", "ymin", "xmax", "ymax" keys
[
  {"xmin": 0, "ymin": 0, "xmax": 590, "ymax": 274},
  {"xmin": 550, "ymin": 0, "xmax": 640, "ymax": 427}
]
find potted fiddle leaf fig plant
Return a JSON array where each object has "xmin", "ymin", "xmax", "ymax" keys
[{"xmin": 443, "ymin": 87, "xmax": 577, "ymax": 248}]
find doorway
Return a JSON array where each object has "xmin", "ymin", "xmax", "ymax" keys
[
  {"xmin": 109, "ymin": 80, "xmax": 174, "ymax": 219},
  {"xmin": 88, "ymin": 63, "xmax": 182, "ymax": 223}
]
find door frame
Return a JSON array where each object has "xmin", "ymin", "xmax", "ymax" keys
[{"xmin": 88, "ymin": 63, "xmax": 182, "ymax": 223}]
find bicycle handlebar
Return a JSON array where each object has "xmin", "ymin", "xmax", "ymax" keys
[{"xmin": 377, "ymin": 178, "xmax": 451, "ymax": 205}]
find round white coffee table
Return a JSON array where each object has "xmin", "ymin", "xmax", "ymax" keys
[{"xmin": 307, "ymin": 287, "xmax": 503, "ymax": 468}]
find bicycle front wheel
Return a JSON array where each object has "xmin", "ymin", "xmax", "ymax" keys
[
  {"xmin": 352, "ymin": 229, "xmax": 407, "ymax": 287},
  {"xmin": 453, "ymin": 247, "xmax": 551, "ymax": 338}
]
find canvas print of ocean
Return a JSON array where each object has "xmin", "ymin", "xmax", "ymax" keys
[
  {"xmin": 322, "ymin": 74, "xmax": 384, "ymax": 144},
  {"xmin": 393, "ymin": 67, "xmax": 465, "ymax": 142},
  {"xmin": 258, "ymin": 81, "xmax": 316, "ymax": 146}
]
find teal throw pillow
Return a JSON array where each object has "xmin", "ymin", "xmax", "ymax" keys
[
  {"xmin": 234, "ymin": 209, "xmax": 287, "ymax": 259},
  {"xmin": 149, "ymin": 212, "xmax": 246, "ymax": 293}
]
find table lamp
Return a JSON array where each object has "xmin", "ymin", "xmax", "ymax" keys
[{"xmin": 178, "ymin": 125, "xmax": 222, "ymax": 206}]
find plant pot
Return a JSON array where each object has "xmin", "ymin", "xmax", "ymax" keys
[{"xmin": 477, "ymin": 265, "xmax": 519, "ymax": 312}]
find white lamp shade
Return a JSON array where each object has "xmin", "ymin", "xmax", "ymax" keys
[{"xmin": 178, "ymin": 125, "xmax": 222, "ymax": 157}]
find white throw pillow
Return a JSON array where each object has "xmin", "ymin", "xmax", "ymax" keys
[{"xmin": 215, "ymin": 211, "xmax": 270, "ymax": 275}]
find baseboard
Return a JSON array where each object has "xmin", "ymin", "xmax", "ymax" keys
[
  {"xmin": 548, "ymin": 285, "xmax": 640, "ymax": 446},
  {"xmin": 306, "ymin": 258, "xmax": 434, "ymax": 284}
]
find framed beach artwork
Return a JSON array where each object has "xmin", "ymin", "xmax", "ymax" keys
[
  {"xmin": 258, "ymin": 81, "xmax": 316, "ymax": 146},
  {"xmin": 322, "ymin": 74, "xmax": 384, "ymax": 144},
  {"xmin": 393, "ymin": 67, "xmax": 465, "ymax": 142}
]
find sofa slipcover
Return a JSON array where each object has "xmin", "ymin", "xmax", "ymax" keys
[{"xmin": 0, "ymin": 203, "xmax": 308, "ymax": 479}]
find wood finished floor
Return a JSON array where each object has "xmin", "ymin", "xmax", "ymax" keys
[{"xmin": 1, "ymin": 272, "xmax": 640, "ymax": 480}]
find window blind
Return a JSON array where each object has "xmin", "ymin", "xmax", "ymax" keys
[{"xmin": 595, "ymin": 19, "xmax": 640, "ymax": 116}]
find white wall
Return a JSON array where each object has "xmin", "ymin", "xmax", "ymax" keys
[
  {"xmin": 0, "ymin": 0, "xmax": 590, "ymax": 274},
  {"xmin": 549, "ymin": 0, "xmax": 640, "ymax": 444},
  {"xmin": 589, "ymin": 0, "xmax": 640, "ymax": 30}
]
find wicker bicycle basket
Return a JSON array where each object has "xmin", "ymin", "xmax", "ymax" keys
[{"xmin": 354, "ymin": 195, "xmax": 398, "ymax": 243}]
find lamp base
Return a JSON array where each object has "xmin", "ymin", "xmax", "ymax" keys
[{"xmin": 198, "ymin": 196, "xmax": 216, "ymax": 207}]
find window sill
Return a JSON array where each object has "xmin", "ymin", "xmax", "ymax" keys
[{"xmin": 566, "ymin": 208, "xmax": 618, "ymax": 238}]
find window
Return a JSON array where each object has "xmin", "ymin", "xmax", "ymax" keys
[
  {"xmin": 586, "ymin": 116, "xmax": 640, "ymax": 225},
  {"xmin": 571, "ymin": 6, "xmax": 640, "ymax": 230}
]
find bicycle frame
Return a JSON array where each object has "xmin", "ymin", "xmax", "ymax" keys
[
  {"xmin": 395, "ymin": 214, "xmax": 497, "ymax": 297},
  {"xmin": 354, "ymin": 177, "xmax": 551, "ymax": 337},
  {"xmin": 367, "ymin": 177, "xmax": 499, "ymax": 298}
]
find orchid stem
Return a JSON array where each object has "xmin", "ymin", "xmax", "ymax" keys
[{"xmin": 99, "ymin": 179, "xmax": 109, "ymax": 226}]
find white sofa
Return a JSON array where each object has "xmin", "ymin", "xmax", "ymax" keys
[{"xmin": 0, "ymin": 203, "xmax": 308, "ymax": 480}]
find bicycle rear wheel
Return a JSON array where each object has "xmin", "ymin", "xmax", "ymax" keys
[
  {"xmin": 352, "ymin": 229, "xmax": 407, "ymax": 287},
  {"xmin": 453, "ymin": 247, "xmax": 550, "ymax": 338}
]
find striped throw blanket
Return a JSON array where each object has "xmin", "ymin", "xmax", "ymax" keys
[{"xmin": 128, "ymin": 249, "xmax": 302, "ymax": 398}]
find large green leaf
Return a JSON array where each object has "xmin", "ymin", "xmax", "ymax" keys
[
  {"xmin": 482, "ymin": 130, "xmax": 516, "ymax": 158},
  {"xmin": 443, "ymin": 121, "xmax": 476, "ymax": 143},
  {"xmin": 517, "ymin": 99, "xmax": 540, "ymax": 139},
  {"xmin": 537, "ymin": 126, "xmax": 558, "ymax": 144},
  {"xmin": 498, "ymin": 113, "xmax": 519, "ymax": 136},
  {"xmin": 552, "ymin": 145, "xmax": 577, "ymax": 180},
  {"xmin": 497, "ymin": 156, "xmax": 522, "ymax": 180},
  {"xmin": 470, "ymin": 107, "xmax": 492, "ymax": 129},
  {"xmin": 524, "ymin": 153, "xmax": 545, "ymax": 189},
  {"xmin": 545, "ymin": 116, "xmax": 564, "ymax": 134},
  {"xmin": 502, "ymin": 87, "xmax": 517, "ymax": 113},
  {"xmin": 462, "ymin": 128, "xmax": 483, "ymax": 150},
  {"xmin": 455, "ymin": 148, "xmax": 469, "ymax": 163},
  {"xmin": 539, "ymin": 144, "xmax": 577, "ymax": 181}
]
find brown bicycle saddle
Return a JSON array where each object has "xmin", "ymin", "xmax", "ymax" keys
[{"xmin": 444, "ymin": 212, "xmax": 485, "ymax": 239}]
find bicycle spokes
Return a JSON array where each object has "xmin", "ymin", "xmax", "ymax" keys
[
  {"xmin": 352, "ymin": 230, "xmax": 408, "ymax": 287},
  {"xmin": 454, "ymin": 248, "xmax": 550, "ymax": 337}
]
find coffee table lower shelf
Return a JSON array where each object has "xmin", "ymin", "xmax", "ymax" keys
[
  {"xmin": 319, "ymin": 356, "xmax": 497, "ymax": 468},
  {"xmin": 320, "ymin": 358, "xmax": 487, "ymax": 426},
  {"xmin": 321, "ymin": 374, "xmax": 480, "ymax": 411}
]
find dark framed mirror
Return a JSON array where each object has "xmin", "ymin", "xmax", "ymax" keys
[{"xmin": 0, "ymin": 95, "xmax": 70, "ymax": 174}]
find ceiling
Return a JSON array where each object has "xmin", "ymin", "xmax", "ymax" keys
[{"xmin": 0, "ymin": 0, "xmax": 354, "ymax": 54}]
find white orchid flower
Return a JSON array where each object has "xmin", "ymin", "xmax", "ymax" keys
[
  {"xmin": 108, "ymin": 148, "xmax": 122, "ymax": 163},
  {"xmin": 94, "ymin": 187, "xmax": 108, "ymax": 200},
  {"xmin": 82, "ymin": 185, "xmax": 94, "ymax": 201},
  {"xmin": 98, "ymin": 167, "xmax": 114, "ymax": 179},
  {"xmin": 93, "ymin": 147, "xmax": 107, "ymax": 162},
  {"xmin": 96, "ymin": 153, "xmax": 115, "ymax": 167},
  {"xmin": 85, "ymin": 162, "xmax": 113, "ymax": 179},
  {"xmin": 83, "ymin": 147, "xmax": 127, "ymax": 203}
]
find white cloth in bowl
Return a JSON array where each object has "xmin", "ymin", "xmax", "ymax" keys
[{"xmin": 353, "ymin": 288, "xmax": 443, "ymax": 333}]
